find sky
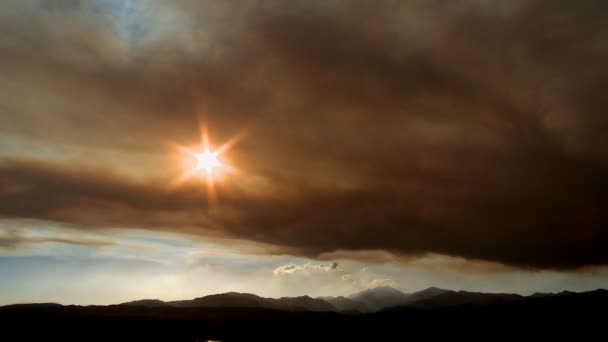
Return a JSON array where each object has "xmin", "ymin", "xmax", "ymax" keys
[{"xmin": 1, "ymin": 0, "xmax": 607, "ymax": 305}]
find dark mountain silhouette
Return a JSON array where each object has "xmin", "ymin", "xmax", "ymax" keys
[
  {"xmin": 318, "ymin": 295, "xmax": 368, "ymax": 312},
  {"xmin": 1, "ymin": 289, "xmax": 606, "ymax": 341},
  {"xmin": 403, "ymin": 290, "xmax": 523, "ymax": 309},
  {"xmin": 346, "ymin": 286, "xmax": 410, "ymax": 312},
  {"xmin": 168, "ymin": 292, "xmax": 269, "ymax": 308},
  {"xmin": 5, "ymin": 286, "xmax": 598, "ymax": 314},
  {"xmin": 401, "ymin": 286, "xmax": 453, "ymax": 304},
  {"xmin": 322, "ymin": 286, "xmax": 454, "ymax": 312},
  {"xmin": 143, "ymin": 292, "xmax": 335, "ymax": 312},
  {"xmin": 1, "ymin": 302, "xmax": 63, "ymax": 309},
  {"xmin": 529, "ymin": 292, "xmax": 553, "ymax": 298},
  {"xmin": 557, "ymin": 290, "xmax": 576, "ymax": 296},
  {"xmin": 529, "ymin": 290, "xmax": 576, "ymax": 299},
  {"xmin": 119, "ymin": 299, "xmax": 170, "ymax": 308},
  {"xmin": 275, "ymin": 295, "xmax": 336, "ymax": 311}
]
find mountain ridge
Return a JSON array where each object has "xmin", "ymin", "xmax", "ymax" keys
[
  {"xmin": 3, "ymin": 290, "xmax": 607, "ymax": 341},
  {"xmin": 4, "ymin": 287, "xmax": 606, "ymax": 313}
]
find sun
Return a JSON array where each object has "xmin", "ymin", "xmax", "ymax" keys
[
  {"xmin": 196, "ymin": 149, "xmax": 221, "ymax": 174},
  {"xmin": 170, "ymin": 123, "xmax": 244, "ymax": 192}
]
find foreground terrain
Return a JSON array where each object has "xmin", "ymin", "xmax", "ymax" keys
[{"xmin": 2, "ymin": 287, "xmax": 606, "ymax": 341}]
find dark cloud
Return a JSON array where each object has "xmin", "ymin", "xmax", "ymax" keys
[
  {"xmin": 0, "ymin": 159, "xmax": 215, "ymax": 230},
  {"xmin": 1, "ymin": 1, "xmax": 607, "ymax": 269}
]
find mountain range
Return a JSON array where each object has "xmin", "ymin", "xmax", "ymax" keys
[
  {"xmin": 111, "ymin": 286, "xmax": 600, "ymax": 313},
  {"xmin": 3, "ymin": 287, "xmax": 606, "ymax": 341}
]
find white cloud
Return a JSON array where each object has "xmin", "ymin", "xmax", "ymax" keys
[
  {"xmin": 273, "ymin": 262, "xmax": 341, "ymax": 276},
  {"xmin": 273, "ymin": 264, "xmax": 299, "ymax": 275}
]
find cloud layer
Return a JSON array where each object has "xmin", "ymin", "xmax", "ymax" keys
[{"xmin": 1, "ymin": 0, "xmax": 607, "ymax": 269}]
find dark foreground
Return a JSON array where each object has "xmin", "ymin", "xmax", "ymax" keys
[{"xmin": 2, "ymin": 290, "xmax": 606, "ymax": 341}]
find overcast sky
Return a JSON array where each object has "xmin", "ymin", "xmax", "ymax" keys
[{"xmin": 1, "ymin": 0, "xmax": 607, "ymax": 305}]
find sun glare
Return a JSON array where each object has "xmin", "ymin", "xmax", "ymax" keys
[
  {"xmin": 196, "ymin": 149, "xmax": 221, "ymax": 174},
  {"xmin": 170, "ymin": 122, "xmax": 244, "ymax": 200}
]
